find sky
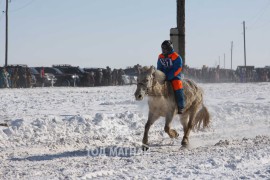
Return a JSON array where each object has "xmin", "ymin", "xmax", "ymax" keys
[{"xmin": 0, "ymin": 0, "xmax": 270, "ymax": 69}]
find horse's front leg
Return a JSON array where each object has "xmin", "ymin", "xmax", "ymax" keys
[
  {"xmin": 142, "ymin": 112, "xmax": 159, "ymax": 151},
  {"xmin": 164, "ymin": 113, "xmax": 179, "ymax": 139}
]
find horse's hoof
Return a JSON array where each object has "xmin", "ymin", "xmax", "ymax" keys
[
  {"xmin": 169, "ymin": 129, "xmax": 179, "ymax": 138},
  {"xmin": 142, "ymin": 144, "xmax": 149, "ymax": 151},
  {"xmin": 181, "ymin": 138, "xmax": 189, "ymax": 146}
]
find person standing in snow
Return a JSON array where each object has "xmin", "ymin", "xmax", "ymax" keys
[
  {"xmin": 95, "ymin": 69, "xmax": 103, "ymax": 86},
  {"xmin": 157, "ymin": 40, "xmax": 185, "ymax": 114},
  {"xmin": 88, "ymin": 71, "xmax": 95, "ymax": 87},
  {"xmin": 40, "ymin": 67, "xmax": 45, "ymax": 87},
  {"xmin": 12, "ymin": 67, "xmax": 19, "ymax": 88},
  {"xmin": 112, "ymin": 69, "xmax": 118, "ymax": 85},
  {"xmin": 1, "ymin": 67, "xmax": 10, "ymax": 88},
  {"xmin": 117, "ymin": 69, "xmax": 125, "ymax": 85},
  {"xmin": 106, "ymin": 66, "xmax": 112, "ymax": 86},
  {"xmin": 26, "ymin": 68, "xmax": 32, "ymax": 88}
]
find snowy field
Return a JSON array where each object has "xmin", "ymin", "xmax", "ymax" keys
[{"xmin": 0, "ymin": 83, "xmax": 270, "ymax": 179}]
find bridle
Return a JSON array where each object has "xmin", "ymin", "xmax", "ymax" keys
[
  {"xmin": 137, "ymin": 74, "xmax": 154, "ymax": 96},
  {"xmin": 137, "ymin": 74, "xmax": 167, "ymax": 96}
]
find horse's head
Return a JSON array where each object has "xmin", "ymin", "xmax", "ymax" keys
[{"xmin": 134, "ymin": 66, "xmax": 155, "ymax": 101}]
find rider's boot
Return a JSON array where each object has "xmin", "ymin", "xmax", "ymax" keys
[{"xmin": 175, "ymin": 89, "xmax": 185, "ymax": 114}]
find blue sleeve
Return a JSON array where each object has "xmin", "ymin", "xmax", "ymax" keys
[
  {"xmin": 157, "ymin": 59, "xmax": 163, "ymax": 72},
  {"xmin": 167, "ymin": 56, "xmax": 182, "ymax": 80}
]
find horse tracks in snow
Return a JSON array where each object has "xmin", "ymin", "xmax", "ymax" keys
[{"xmin": 0, "ymin": 83, "xmax": 270, "ymax": 179}]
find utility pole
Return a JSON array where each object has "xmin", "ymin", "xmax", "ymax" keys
[
  {"xmin": 224, "ymin": 53, "xmax": 225, "ymax": 69},
  {"xmin": 177, "ymin": 0, "xmax": 185, "ymax": 68},
  {"xmin": 219, "ymin": 56, "xmax": 220, "ymax": 67},
  {"xmin": 231, "ymin": 41, "xmax": 233, "ymax": 70},
  {"xmin": 5, "ymin": 0, "xmax": 9, "ymax": 67},
  {"xmin": 243, "ymin": 21, "xmax": 247, "ymax": 67}
]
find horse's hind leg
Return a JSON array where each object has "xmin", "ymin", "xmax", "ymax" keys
[
  {"xmin": 142, "ymin": 112, "xmax": 159, "ymax": 151},
  {"xmin": 182, "ymin": 105, "xmax": 199, "ymax": 146},
  {"xmin": 164, "ymin": 114, "xmax": 179, "ymax": 139},
  {"xmin": 180, "ymin": 113, "xmax": 189, "ymax": 145}
]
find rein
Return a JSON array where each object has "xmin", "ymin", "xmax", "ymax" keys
[{"xmin": 139, "ymin": 77, "xmax": 168, "ymax": 97}]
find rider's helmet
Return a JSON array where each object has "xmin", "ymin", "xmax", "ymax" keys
[{"xmin": 161, "ymin": 40, "xmax": 173, "ymax": 55}]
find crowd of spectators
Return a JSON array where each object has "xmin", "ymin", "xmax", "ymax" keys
[
  {"xmin": 0, "ymin": 66, "xmax": 33, "ymax": 88},
  {"xmin": 1, "ymin": 64, "xmax": 269, "ymax": 89},
  {"xmin": 184, "ymin": 65, "xmax": 270, "ymax": 83},
  {"xmin": 0, "ymin": 65, "xmax": 128, "ymax": 88}
]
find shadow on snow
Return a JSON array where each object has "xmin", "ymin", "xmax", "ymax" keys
[{"xmin": 11, "ymin": 146, "xmax": 142, "ymax": 161}]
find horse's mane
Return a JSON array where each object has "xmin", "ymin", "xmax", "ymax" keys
[
  {"xmin": 140, "ymin": 66, "xmax": 166, "ymax": 85},
  {"xmin": 154, "ymin": 70, "xmax": 166, "ymax": 85}
]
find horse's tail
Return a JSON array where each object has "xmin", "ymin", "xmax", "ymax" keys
[{"xmin": 193, "ymin": 104, "xmax": 210, "ymax": 130}]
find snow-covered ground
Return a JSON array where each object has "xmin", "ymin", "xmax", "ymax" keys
[{"xmin": 0, "ymin": 83, "xmax": 270, "ymax": 179}]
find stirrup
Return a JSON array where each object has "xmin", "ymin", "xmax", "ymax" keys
[{"xmin": 178, "ymin": 108, "xmax": 184, "ymax": 114}]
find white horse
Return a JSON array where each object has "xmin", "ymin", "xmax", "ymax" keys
[{"xmin": 134, "ymin": 66, "xmax": 210, "ymax": 150}]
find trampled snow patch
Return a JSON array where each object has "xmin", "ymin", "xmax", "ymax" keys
[{"xmin": 0, "ymin": 83, "xmax": 270, "ymax": 179}]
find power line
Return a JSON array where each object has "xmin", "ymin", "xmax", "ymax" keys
[
  {"xmin": 0, "ymin": 0, "xmax": 5, "ymax": 21},
  {"xmin": 247, "ymin": 0, "xmax": 270, "ymax": 30},
  {"xmin": 247, "ymin": 0, "xmax": 270, "ymax": 23},
  {"xmin": 0, "ymin": 0, "xmax": 37, "ymax": 17},
  {"xmin": 248, "ymin": 14, "xmax": 270, "ymax": 31},
  {"xmin": 9, "ymin": 0, "xmax": 37, "ymax": 13},
  {"xmin": 0, "ymin": 11, "xmax": 5, "ymax": 21}
]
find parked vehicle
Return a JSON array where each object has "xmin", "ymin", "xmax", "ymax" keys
[
  {"xmin": 52, "ymin": 65, "xmax": 90, "ymax": 86},
  {"xmin": 30, "ymin": 67, "xmax": 57, "ymax": 87},
  {"xmin": 84, "ymin": 68, "xmax": 104, "ymax": 74},
  {"xmin": 29, "ymin": 67, "xmax": 42, "ymax": 87},
  {"xmin": 35, "ymin": 67, "xmax": 73, "ymax": 86}
]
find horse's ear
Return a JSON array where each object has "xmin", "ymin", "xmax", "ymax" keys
[{"xmin": 141, "ymin": 66, "xmax": 148, "ymax": 73}]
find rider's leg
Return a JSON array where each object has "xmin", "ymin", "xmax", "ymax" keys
[{"xmin": 171, "ymin": 79, "xmax": 185, "ymax": 114}]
